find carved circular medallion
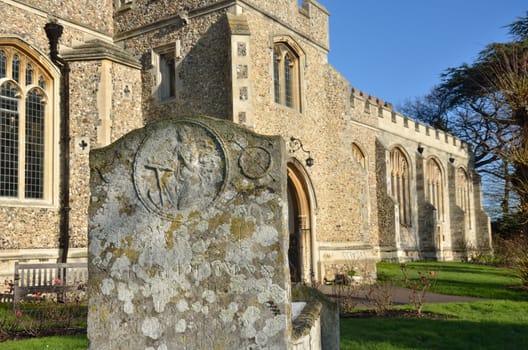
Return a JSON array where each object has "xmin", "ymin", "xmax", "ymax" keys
[
  {"xmin": 238, "ymin": 147, "xmax": 272, "ymax": 179},
  {"xmin": 133, "ymin": 120, "xmax": 226, "ymax": 219}
]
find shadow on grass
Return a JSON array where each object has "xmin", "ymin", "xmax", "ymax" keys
[
  {"xmin": 380, "ymin": 262, "xmax": 519, "ymax": 279},
  {"xmin": 427, "ymin": 279, "xmax": 528, "ymax": 301},
  {"xmin": 341, "ymin": 317, "xmax": 528, "ymax": 350}
]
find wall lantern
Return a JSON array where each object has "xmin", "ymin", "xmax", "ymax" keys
[{"xmin": 289, "ymin": 136, "xmax": 314, "ymax": 167}]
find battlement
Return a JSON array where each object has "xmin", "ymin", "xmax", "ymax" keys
[{"xmin": 350, "ymin": 87, "xmax": 470, "ymax": 157}]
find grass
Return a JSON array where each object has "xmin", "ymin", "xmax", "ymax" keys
[
  {"xmin": 2, "ymin": 261, "xmax": 527, "ymax": 349},
  {"xmin": 0, "ymin": 335, "xmax": 88, "ymax": 350},
  {"xmin": 378, "ymin": 261, "xmax": 528, "ymax": 301},
  {"xmin": 340, "ymin": 262, "xmax": 528, "ymax": 349},
  {"xmin": 341, "ymin": 301, "xmax": 528, "ymax": 350}
]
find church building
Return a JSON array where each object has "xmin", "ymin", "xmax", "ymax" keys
[{"xmin": 0, "ymin": 0, "xmax": 491, "ymax": 282}]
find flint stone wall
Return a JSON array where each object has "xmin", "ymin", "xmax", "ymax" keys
[{"xmin": 88, "ymin": 115, "xmax": 290, "ymax": 350}]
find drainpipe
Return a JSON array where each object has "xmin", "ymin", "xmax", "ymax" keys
[{"xmin": 45, "ymin": 21, "xmax": 70, "ymax": 264}]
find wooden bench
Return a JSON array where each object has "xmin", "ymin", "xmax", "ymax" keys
[{"xmin": 14, "ymin": 262, "xmax": 88, "ymax": 308}]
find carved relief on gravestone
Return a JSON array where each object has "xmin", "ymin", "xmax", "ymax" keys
[
  {"xmin": 88, "ymin": 116, "xmax": 290, "ymax": 350},
  {"xmin": 134, "ymin": 121, "xmax": 226, "ymax": 218}
]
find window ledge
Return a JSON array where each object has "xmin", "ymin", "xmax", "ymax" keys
[
  {"xmin": 156, "ymin": 96, "xmax": 177, "ymax": 105},
  {"xmin": 0, "ymin": 199, "xmax": 57, "ymax": 209}
]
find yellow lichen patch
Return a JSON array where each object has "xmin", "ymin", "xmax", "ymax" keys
[
  {"xmin": 117, "ymin": 195, "xmax": 136, "ymax": 216},
  {"xmin": 188, "ymin": 210, "xmax": 201, "ymax": 220},
  {"xmin": 164, "ymin": 221, "xmax": 181, "ymax": 249},
  {"xmin": 147, "ymin": 265, "xmax": 159, "ymax": 277},
  {"xmin": 99, "ymin": 306, "xmax": 110, "ymax": 322},
  {"xmin": 122, "ymin": 236, "xmax": 133, "ymax": 247},
  {"xmin": 112, "ymin": 248, "xmax": 124, "ymax": 258},
  {"xmin": 209, "ymin": 212, "xmax": 229, "ymax": 230},
  {"xmin": 230, "ymin": 217, "xmax": 255, "ymax": 240},
  {"xmin": 165, "ymin": 230, "xmax": 174, "ymax": 249},
  {"xmin": 124, "ymin": 248, "xmax": 139, "ymax": 262},
  {"xmin": 169, "ymin": 220, "xmax": 182, "ymax": 231}
]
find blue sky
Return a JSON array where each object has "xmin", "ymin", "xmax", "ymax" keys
[{"xmin": 317, "ymin": 1, "xmax": 527, "ymax": 108}]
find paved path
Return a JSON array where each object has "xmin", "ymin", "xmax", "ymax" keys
[{"xmin": 319, "ymin": 285, "xmax": 486, "ymax": 308}]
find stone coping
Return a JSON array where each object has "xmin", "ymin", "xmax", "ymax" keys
[{"xmin": 291, "ymin": 299, "xmax": 322, "ymax": 340}]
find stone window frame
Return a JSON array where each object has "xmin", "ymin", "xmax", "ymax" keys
[
  {"xmin": 389, "ymin": 146, "xmax": 412, "ymax": 226},
  {"xmin": 0, "ymin": 37, "xmax": 60, "ymax": 208},
  {"xmin": 425, "ymin": 157, "xmax": 445, "ymax": 222},
  {"xmin": 456, "ymin": 167, "xmax": 472, "ymax": 228},
  {"xmin": 115, "ymin": 0, "xmax": 132, "ymax": 12},
  {"xmin": 272, "ymin": 36, "xmax": 305, "ymax": 112},
  {"xmin": 351, "ymin": 142, "xmax": 366, "ymax": 169},
  {"xmin": 151, "ymin": 42, "xmax": 181, "ymax": 102}
]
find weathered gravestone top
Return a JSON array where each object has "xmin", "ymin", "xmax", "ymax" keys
[{"xmin": 88, "ymin": 115, "xmax": 290, "ymax": 350}]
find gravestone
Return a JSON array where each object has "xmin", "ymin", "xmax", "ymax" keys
[{"xmin": 88, "ymin": 115, "xmax": 290, "ymax": 350}]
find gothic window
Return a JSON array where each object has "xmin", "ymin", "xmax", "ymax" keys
[
  {"xmin": 0, "ymin": 50, "xmax": 6, "ymax": 78},
  {"xmin": 273, "ymin": 43, "xmax": 300, "ymax": 110},
  {"xmin": 273, "ymin": 50, "xmax": 280, "ymax": 103},
  {"xmin": 12, "ymin": 54, "xmax": 20, "ymax": 83},
  {"xmin": 0, "ymin": 42, "xmax": 54, "ymax": 204},
  {"xmin": 389, "ymin": 148, "xmax": 411, "ymax": 226},
  {"xmin": 456, "ymin": 168, "xmax": 471, "ymax": 227},
  {"xmin": 352, "ymin": 142, "xmax": 366, "ymax": 169},
  {"xmin": 0, "ymin": 82, "xmax": 20, "ymax": 197},
  {"xmin": 426, "ymin": 158, "xmax": 444, "ymax": 221}
]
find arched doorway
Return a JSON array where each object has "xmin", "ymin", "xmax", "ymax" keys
[{"xmin": 287, "ymin": 161, "xmax": 315, "ymax": 283}]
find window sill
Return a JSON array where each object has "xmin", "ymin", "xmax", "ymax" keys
[
  {"xmin": 0, "ymin": 198, "xmax": 57, "ymax": 209},
  {"xmin": 274, "ymin": 102, "xmax": 302, "ymax": 114},
  {"xmin": 156, "ymin": 96, "xmax": 177, "ymax": 105},
  {"xmin": 115, "ymin": 3, "xmax": 132, "ymax": 15}
]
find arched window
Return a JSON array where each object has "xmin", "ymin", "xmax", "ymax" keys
[
  {"xmin": 456, "ymin": 168, "xmax": 471, "ymax": 227},
  {"xmin": 0, "ymin": 81, "xmax": 20, "ymax": 197},
  {"xmin": 389, "ymin": 148, "xmax": 411, "ymax": 226},
  {"xmin": 351, "ymin": 142, "xmax": 366, "ymax": 169},
  {"xmin": 0, "ymin": 42, "xmax": 55, "ymax": 203},
  {"xmin": 426, "ymin": 158, "xmax": 444, "ymax": 221},
  {"xmin": 273, "ymin": 42, "xmax": 300, "ymax": 110}
]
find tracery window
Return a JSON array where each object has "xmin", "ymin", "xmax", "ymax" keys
[
  {"xmin": 426, "ymin": 159, "xmax": 444, "ymax": 221},
  {"xmin": 389, "ymin": 148, "xmax": 411, "ymax": 226},
  {"xmin": 351, "ymin": 142, "xmax": 366, "ymax": 169},
  {"xmin": 273, "ymin": 43, "xmax": 300, "ymax": 110},
  {"xmin": 0, "ymin": 44, "xmax": 53, "ymax": 203},
  {"xmin": 456, "ymin": 168, "xmax": 471, "ymax": 227}
]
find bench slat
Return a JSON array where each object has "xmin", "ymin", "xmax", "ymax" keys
[{"xmin": 13, "ymin": 262, "xmax": 88, "ymax": 308}]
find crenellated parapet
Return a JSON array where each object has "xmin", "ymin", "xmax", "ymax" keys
[{"xmin": 350, "ymin": 87, "xmax": 470, "ymax": 158}]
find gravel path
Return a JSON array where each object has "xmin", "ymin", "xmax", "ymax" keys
[{"xmin": 319, "ymin": 285, "xmax": 487, "ymax": 308}]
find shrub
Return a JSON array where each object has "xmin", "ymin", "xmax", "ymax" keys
[
  {"xmin": 400, "ymin": 264, "xmax": 437, "ymax": 315},
  {"xmin": 365, "ymin": 272, "xmax": 394, "ymax": 315},
  {"xmin": 495, "ymin": 234, "xmax": 528, "ymax": 286}
]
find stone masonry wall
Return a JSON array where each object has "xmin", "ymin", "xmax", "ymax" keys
[
  {"xmin": 0, "ymin": 3, "xmax": 97, "ymax": 250},
  {"xmin": 118, "ymin": 10, "xmax": 232, "ymax": 123},
  {"xmin": 68, "ymin": 60, "xmax": 143, "ymax": 249},
  {"xmin": 10, "ymin": 0, "xmax": 113, "ymax": 35},
  {"xmin": 242, "ymin": 7, "xmax": 377, "ymax": 247}
]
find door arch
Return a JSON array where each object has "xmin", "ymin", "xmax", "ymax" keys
[{"xmin": 287, "ymin": 160, "xmax": 316, "ymax": 283}]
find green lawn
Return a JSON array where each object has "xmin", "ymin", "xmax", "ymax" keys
[
  {"xmin": 2, "ymin": 262, "xmax": 528, "ymax": 349},
  {"xmin": 340, "ymin": 262, "xmax": 528, "ymax": 349},
  {"xmin": 341, "ymin": 301, "xmax": 528, "ymax": 350},
  {"xmin": 0, "ymin": 335, "xmax": 88, "ymax": 350},
  {"xmin": 378, "ymin": 261, "xmax": 528, "ymax": 301}
]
